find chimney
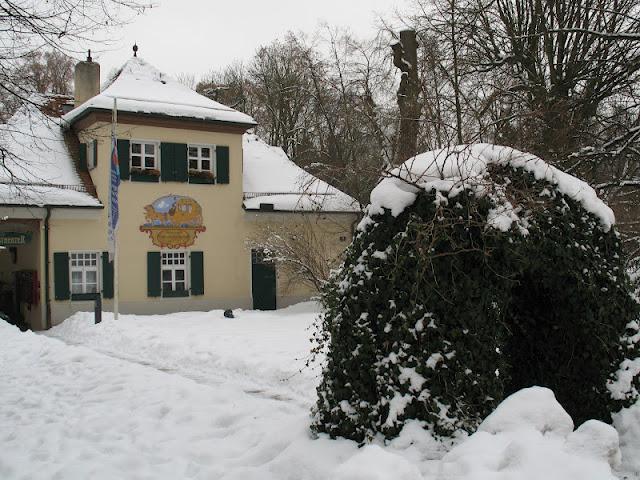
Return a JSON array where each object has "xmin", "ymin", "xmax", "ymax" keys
[{"xmin": 74, "ymin": 50, "xmax": 100, "ymax": 107}]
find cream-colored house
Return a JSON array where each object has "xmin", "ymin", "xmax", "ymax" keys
[{"xmin": 0, "ymin": 54, "xmax": 359, "ymax": 330}]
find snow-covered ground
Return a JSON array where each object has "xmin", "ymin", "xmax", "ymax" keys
[{"xmin": 0, "ymin": 304, "xmax": 636, "ymax": 479}]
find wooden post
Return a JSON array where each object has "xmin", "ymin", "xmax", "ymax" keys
[{"xmin": 392, "ymin": 30, "xmax": 421, "ymax": 164}]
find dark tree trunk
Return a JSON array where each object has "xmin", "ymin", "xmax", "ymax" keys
[{"xmin": 392, "ymin": 30, "xmax": 421, "ymax": 164}]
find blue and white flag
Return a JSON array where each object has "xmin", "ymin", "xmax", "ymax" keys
[{"xmin": 108, "ymin": 105, "xmax": 120, "ymax": 261}]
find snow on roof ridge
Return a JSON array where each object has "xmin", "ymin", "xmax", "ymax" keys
[
  {"xmin": 118, "ymin": 56, "xmax": 163, "ymax": 80},
  {"xmin": 107, "ymin": 57, "xmax": 238, "ymax": 113},
  {"xmin": 98, "ymin": 93, "xmax": 240, "ymax": 114},
  {"xmin": 368, "ymin": 143, "xmax": 615, "ymax": 232},
  {"xmin": 63, "ymin": 56, "xmax": 256, "ymax": 126}
]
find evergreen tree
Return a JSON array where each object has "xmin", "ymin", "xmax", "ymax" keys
[{"xmin": 312, "ymin": 159, "xmax": 639, "ymax": 442}]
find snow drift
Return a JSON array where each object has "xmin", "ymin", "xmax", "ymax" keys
[{"xmin": 2, "ymin": 314, "xmax": 634, "ymax": 479}]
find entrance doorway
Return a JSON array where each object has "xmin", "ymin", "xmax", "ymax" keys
[
  {"xmin": 0, "ymin": 222, "xmax": 41, "ymax": 330},
  {"xmin": 251, "ymin": 249, "xmax": 276, "ymax": 310}
]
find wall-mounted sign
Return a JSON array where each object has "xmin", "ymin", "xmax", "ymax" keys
[
  {"xmin": 0, "ymin": 232, "xmax": 32, "ymax": 246},
  {"xmin": 139, "ymin": 195, "xmax": 206, "ymax": 248}
]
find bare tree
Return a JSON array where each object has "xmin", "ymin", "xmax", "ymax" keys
[
  {"xmin": 0, "ymin": 50, "xmax": 76, "ymax": 120},
  {"xmin": 246, "ymin": 33, "xmax": 315, "ymax": 159},
  {"xmin": 299, "ymin": 28, "xmax": 394, "ymax": 206},
  {"xmin": 248, "ymin": 214, "xmax": 351, "ymax": 292},
  {"xmin": 392, "ymin": 29, "xmax": 422, "ymax": 163},
  {"xmin": 0, "ymin": 0, "xmax": 152, "ymax": 174},
  {"xmin": 175, "ymin": 72, "xmax": 197, "ymax": 90},
  {"xmin": 0, "ymin": 0, "xmax": 151, "ymax": 108},
  {"xmin": 196, "ymin": 62, "xmax": 252, "ymax": 112},
  {"xmin": 201, "ymin": 29, "xmax": 394, "ymax": 207},
  {"xmin": 399, "ymin": 0, "xmax": 640, "ymax": 258}
]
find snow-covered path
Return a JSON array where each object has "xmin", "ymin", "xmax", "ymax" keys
[
  {"xmin": 0, "ymin": 304, "xmax": 634, "ymax": 479},
  {"xmin": 1, "ymin": 305, "xmax": 366, "ymax": 480},
  {"xmin": 46, "ymin": 303, "xmax": 323, "ymax": 406}
]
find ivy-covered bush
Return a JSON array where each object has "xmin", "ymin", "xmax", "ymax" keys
[{"xmin": 311, "ymin": 145, "xmax": 639, "ymax": 443}]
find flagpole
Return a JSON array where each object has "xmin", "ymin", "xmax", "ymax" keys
[{"xmin": 111, "ymin": 98, "xmax": 119, "ymax": 321}]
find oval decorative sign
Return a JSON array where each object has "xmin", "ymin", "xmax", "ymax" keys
[{"xmin": 139, "ymin": 195, "xmax": 206, "ymax": 248}]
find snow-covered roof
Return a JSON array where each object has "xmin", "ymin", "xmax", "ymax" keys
[
  {"xmin": 0, "ymin": 103, "xmax": 101, "ymax": 208},
  {"xmin": 368, "ymin": 144, "xmax": 614, "ymax": 232},
  {"xmin": 62, "ymin": 57, "xmax": 256, "ymax": 127},
  {"xmin": 242, "ymin": 134, "xmax": 360, "ymax": 213}
]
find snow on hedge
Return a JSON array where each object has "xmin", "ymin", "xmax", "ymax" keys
[
  {"xmin": 613, "ymin": 404, "xmax": 640, "ymax": 475},
  {"xmin": 1, "ymin": 309, "xmax": 635, "ymax": 479},
  {"xmin": 441, "ymin": 388, "xmax": 621, "ymax": 480},
  {"xmin": 368, "ymin": 144, "xmax": 615, "ymax": 232}
]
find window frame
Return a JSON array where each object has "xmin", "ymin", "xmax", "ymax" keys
[
  {"xmin": 69, "ymin": 251, "xmax": 100, "ymax": 298},
  {"xmin": 87, "ymin": 139, "xmax": 97, "ymax": 170},
  {"xmin": 130, "ymin": 139, "xmax": 160, "ymax": 171},
  {"xmin": 161, "ymin": 250, "xmax": 189, "ymax": 297},
  {"xmin": 187, "ymin": 144, "xmax": 216, "ymax": 173}
]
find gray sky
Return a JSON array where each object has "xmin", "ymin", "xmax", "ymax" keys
[{"xmin": 92, "ymin": 0, "xmax": 407, "ymax": 83}]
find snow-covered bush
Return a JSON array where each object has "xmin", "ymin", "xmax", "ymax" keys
[
  {"xmin": 312, "ymin": 145, "xmax": 639, "ymax": 442},
  {"xmin": 439, "ymin": 387, "xmax": 622, "ymax": 480}
]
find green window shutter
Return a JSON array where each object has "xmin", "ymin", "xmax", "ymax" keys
[
  {"xmin": 147, "ymin": 252, "xmax": 161, "ymax": 297},
  {"xmin": 117, "ymin": 139, "xmax": 130, "ymax": 180},
  {"xmin": 53, "ymin": 252, "xmax": 70, "ymax": 301},
  {"xmin": 79, "ymin": 143, "xmax": 87, "ymax": 171},
  {"xmin": 93, "ymin": 140, "xmax": 98, "ymax": 168},
  {"xmin": 102, "ymin": 252, "xmax": 114, "ymax": 299},
  {"xmin": 160, "ymin": 143, "xmax": 175, "ymax": 182},
  {"xmin": 216, "ymin": 146, "xmax": 229, "ymax": 184},
  {"xmin": 174, "ymin": 143, "xmax": 188, "ymax": 182},
  {"xmin": 160, "ymin": 143, "xmax": 188, "ymax": 182},
  {"xmin": 190, "ymin": 251, "xmax": 204, "ymax": 295}
]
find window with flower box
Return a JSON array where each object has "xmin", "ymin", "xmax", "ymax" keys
[
  {"xmin": 130, "ymin": 141, "xmax": 160, "ymax": 182},
  {"xmin": 115, "ymin": 139, "xmax": 230, "ymax": 185},
  {"xmin": 188, "ymin": 145, "xmax": 216, "ymax": 184}
]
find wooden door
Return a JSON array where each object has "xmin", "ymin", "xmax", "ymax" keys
[{"xmin": 251, "ymin": 249, "xmax": 276, "ymax": 310}]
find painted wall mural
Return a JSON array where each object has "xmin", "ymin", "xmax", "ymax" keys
[{"xmin": 140, "ymin": 195, "xmax": 206, "ymax": 248}]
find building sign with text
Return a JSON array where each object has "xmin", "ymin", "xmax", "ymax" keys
[{"xmin": 0, "ymin": 232, "xmax": 32, "ymax": 246}]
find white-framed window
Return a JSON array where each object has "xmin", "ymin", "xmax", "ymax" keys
[
  {"xmin": 161, "ymin": 250, "xmax": 188, "ymax": 294},
  {"xmin": 130, "ymin": 140, "xmax": 159, "ymax": 170},
  {"xmin": 188, "ymin": 145, "xmax": 214, "ymax": 172},
  {"xmin": 70, "ymin": 252, "xmax": 99, "ymax": 295}
]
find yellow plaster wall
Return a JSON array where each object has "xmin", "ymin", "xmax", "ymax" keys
[
  {"xmin": 50, "ymin": 122, "xmax": 249, "ymax": 324},
  {"xmin": 47, "ymin": 121, "xmax": 357, "ymax": 324},
  {"xmin": 243, "ymin": 211, "xmax": 356, "ymax": 306}
]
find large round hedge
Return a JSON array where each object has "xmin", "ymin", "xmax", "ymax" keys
[{"xmin": 312, "ymin": 145, "xmax": 639, "ymax": 443}]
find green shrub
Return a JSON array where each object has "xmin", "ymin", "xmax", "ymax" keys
[{"xmin": 312, "ymin": 165, "xmax": 639, "ymax": 443}]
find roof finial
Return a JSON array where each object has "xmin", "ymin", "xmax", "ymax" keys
[
  {"xmin": 87, "ymin": 49, "xmax": 92, "ymax": 62},
  {"xmin": 133, "ymin": 43, "xmax": 138, "ymax": 57}
]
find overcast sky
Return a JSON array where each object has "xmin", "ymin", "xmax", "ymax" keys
[{"xmin": 91, "ymin": 0, "xmax": 407, "ymax": 83}]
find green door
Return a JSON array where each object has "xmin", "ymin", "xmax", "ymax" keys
[{"xmin": 251, "ymin": 249, "xmax": 276, "ymax": 310}]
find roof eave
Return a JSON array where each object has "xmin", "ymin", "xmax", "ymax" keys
[
  {"xmin": 0, "ymin": 203, "xmax": 104, "ymax": 209},
  {"xmin": 64, "ymin": 107, "xmax": 257, "ymax": 133},
  {"xmin": 243, "ymin": 205, "xmax": 360, "ymax": 214}
]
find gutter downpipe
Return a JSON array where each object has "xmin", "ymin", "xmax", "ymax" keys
[{"xmin": 44, "ymin": 206, "xmax": 52, "ymax": 329}]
